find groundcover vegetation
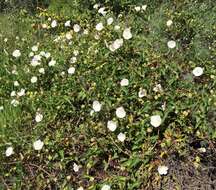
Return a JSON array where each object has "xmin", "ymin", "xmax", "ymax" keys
[{"xmin": 0, "ymin": 0, "xmax": 216, "ymax": 189}]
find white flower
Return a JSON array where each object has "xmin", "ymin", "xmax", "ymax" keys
[
  {"xmin": 77, "ymin": 187, "xmax": 84, "ymax": 190},
  {"xmin": 65, "ymin": 20, "xmax": 71, "ymax": 27},
  {"xmin": 39, "ymin": 68, "xmax": 45, "ymax": 74},
  {"xmin": 167, "ymin": 40, "xmax": 176, "ymax": 49},
  {"xmin": 45, "ymin": 52, "xmax": 51, "ymax": 59},
  {"xmin": 6, "ymin": 147, "xmax": 14, "ymax": 157},
  {"xmin": 166, "ymin": 20, "xmax": 173, "ymax": 27},
  {"xmin": 11, "ymin": 99, "xmax": 19, "ymax": 107},
  {"xmin": 34, "ymin": 54, "xmax": 41, "ymax": 61},
  {"xmin": 114, "ymin": 25, "xmax": 120, "ymax": 31},
  {"xmin": 66, "ymin": 32, "xmax": 72, "ymax": 40},
  {"xmin": 31, "ymin": 59, "xmax": 40, "ymax": 67},
  {"xmin": 158, "ymin": 165, "xmax": 169, "ymax": 175},
  {"xmin": 153, "ymin": 84, "xmax": 163, "ymax": 93},
  {"xmin": 68, "ymin": 67, "xmax": 75, "ymax": 75},
  {"xmin": 93, "ymin": 3, "xmax": 99, "ymax": 9},
  {"xmin": 162, "ymin": 103, "xmax": 166, "ymax": 111},
  {"xmin": 12, "ymin": 49, "xmax": 21, "ymax": 58},
  {"xmin": 138, "ymin": 88, "xmax": 147, "ymax": 98},
  {"xmin": 40, "ymin": 51, "xmax": 46, "ymax": 56},
  {"xmin": 109, "ymin": 39, "xmax": 123, "ymax": 52},
  {"xmin": 90, "ymin": 109, "xmax": 95, "ymax": 116},
  {"xmin": 142, "ymin": 5, "xmax": 147, "ymax": 11},
  {"xmin": 123, "ymin": 28, "xmax": 132, "ymax": 40},
  {"xmin": 42, "ymin": 23, "xmax": 48, "ymax": 29},
  {"xmin": 135, "ymin": 6, "xmax": 141, "ymax": 12},
  {"xmin": 101, "ymin": 184, "xmax": 110, "ymax": 190},
  {"xmin": 32, "ymin": 45, "xmax": 38, "ymax": 52},
  {"xmin": 94, "ymin": 34, "xmax": 100, "ymax": 40},
  {"xmin": 107, "ymin": 17, "xmax": 114, "ymax": 25},
  {"xmin": 48, "ymin": 59, "xmax": 56, "ymax": 66},
  {"xmin": 17, "ymin": 88, "xmax": 25, "ymax": 97},
  {"xmin": 35, "ymin": 113, "xmax": 43, "ymax": 123},
  {"xmin": 116, "ymin": 107, "xmax": 126, "ymax": 118},
  {"xmin": 107, "ymin": 120, "xmax": 117, "ymax": 132},
  {"xmin": 10, "ymin": 91, "xmax": 16, "ymax": 97},
  {"xmin": 98, "ymin": 7, "xmax": 107, "ymax": 16},
  {"xmin": 117, "ymin": 133, "xmax": 126, "ymax": 142},
  {"xmin": 70, "ymin": 56, "xmax": 77, "ymax": 63},
  {"xmin": 51, "ymin": 20, "xmax": 57, "ymax": 28},
  {"xmin": 120, "ymin": 78, "xmax": 129, "ymax": 86},
  {"xmin": 33, "ymin": 139, "xmax": 44, "ymax": 150},
  {"xmin": 73, "ymin": 163, "xmax": 80, "ymax": 172},
  {"xmin": 92, "ymin": 101, "xmax": 102, "ymax": 112},
  {"xmin": 192, "ymin": 67, "xmax": 203, "ymax": 77},
  {"xmin": 0, "ymin": 106, "xmax": 4, "ymax": 111},
  {"xmin": 31, "ymin": 76, "xmax": 38, "ymax": 83},
  {"xmin": 29, "ymin": 52, "xmax": 34, "ymax": 57},
  {"xmin": 4, "ymin": 38, "xmax": 8, "ymax": 42},
  {"xmin": 83, "ymin": 29, "xmax": 89, "ymax": 35},
  {"xmin": 73, "ymin": 50, "xmax": 79, "ymax": 56},
  {"xmin": 150, "ymin": 115, "xmax": 162, "ymax": 128},
  {"xmin": 198, "ymin": 147, "xmax": 206, "ymax": 153},
  {"xmin": 14, "ymin": 81, "xmax": 19, "ymax": 86},
  {"xmin": 73, "ymin": 24, "xmax": 81, "ymax": 32},
  {"xmin": 96, "ymin": 22, "xmax": 104, "ymax": 31},
  {"xmin": 12, "ymin": 69, "xmax": 18, "ymax": 75}
]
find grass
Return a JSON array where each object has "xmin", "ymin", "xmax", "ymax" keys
[{"xmin": 0, "ymin": 0, "xmax": 216, "ymax": 189}]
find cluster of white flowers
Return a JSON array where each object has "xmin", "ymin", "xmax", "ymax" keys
[
  {"xmin": 5, "ymin": 138, "xmax": 44, "ymax": 157},
  {"xmin": 134, "ymin": 5, "xmax": 147, "ymax": 12}
]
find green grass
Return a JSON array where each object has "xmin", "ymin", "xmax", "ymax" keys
[{"xmin": 0, "ymin": 0, "xmax": 216, "ymax": 189}]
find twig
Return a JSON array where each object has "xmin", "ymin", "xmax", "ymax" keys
[{"xmin": 27, "ymin": 163, "xmax": 54, "ymax": 178}]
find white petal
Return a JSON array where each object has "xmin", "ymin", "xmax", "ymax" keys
[
  {"xmin": 73, "ymin": 163, "xmax": 80, "ymax": 172},
  {"xmin": 68, "ymin": 67, "xmax": 75, "ymax": 74},
  {"xmin": 192, "ymin": 67, "xmax": 203, "ymax": 77},
  {"xmin": 167, "ymin": 40, "xmax": 176, "ymax": 49},
  {"xmin": 31, "ymin": 76, "xmax": 38, "ymax": 83},
  {"xmin": 150, "ymin": 115, "xmax": 162, "ymax": 127},
  {"xmin": 101, "ymin": 184, "xmax": 111, "ymax": 190},
  {"xmin": 123, "ymin": 28, "xmax": 132, "ymax": 40},
  {"xmin": 107, "ymin": 120, "xmax": 117, "ymax": 132},
  {"xmin": 96, "ymin": 22, "xmax": 104, "ymax": 31},
  {"xmin": 138, "ymin": 88, "xmax": 147, "ymax": 98},
  {"xmin": 12, "ymin": 50, "xmax": 21, "ymax": 58},
  {"xmin": 92, "ymin": 101, "xmax": 102, "ymax": 112},
  {"xmin": 158, "ymin": 165, "xmax": 169, "ymax": 175},
  {"xmin": 120, "ymin": 78, "xmax": 129, "ymax": 86},
  {"xmin": 117, "ymin": 133, "xmax": 126, "ymax": 142},
  {"xmin": 166, "ymin": 20, "xmax": 173, "ymax": 27},
  {"xmin": 116, "ymin": 107, "xmax": 126, "ymax": 118},
  {"xmin": 33, "ymin": 139, "xmax": 44, "ymax": 150},
  {"xmin": 6, "ymin": 147, "xmax": 14, "ymax": 157},
  {"xmin": 107, "ymin": 17, "xmax": 114, "ymax": 25},
  {"xmin": 73, "ymin": 24, "xmax": 81, "ymax": 32},
  {"xmin": 35, "ymin": 113, "xmax": 43, "ymax": 123}
]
